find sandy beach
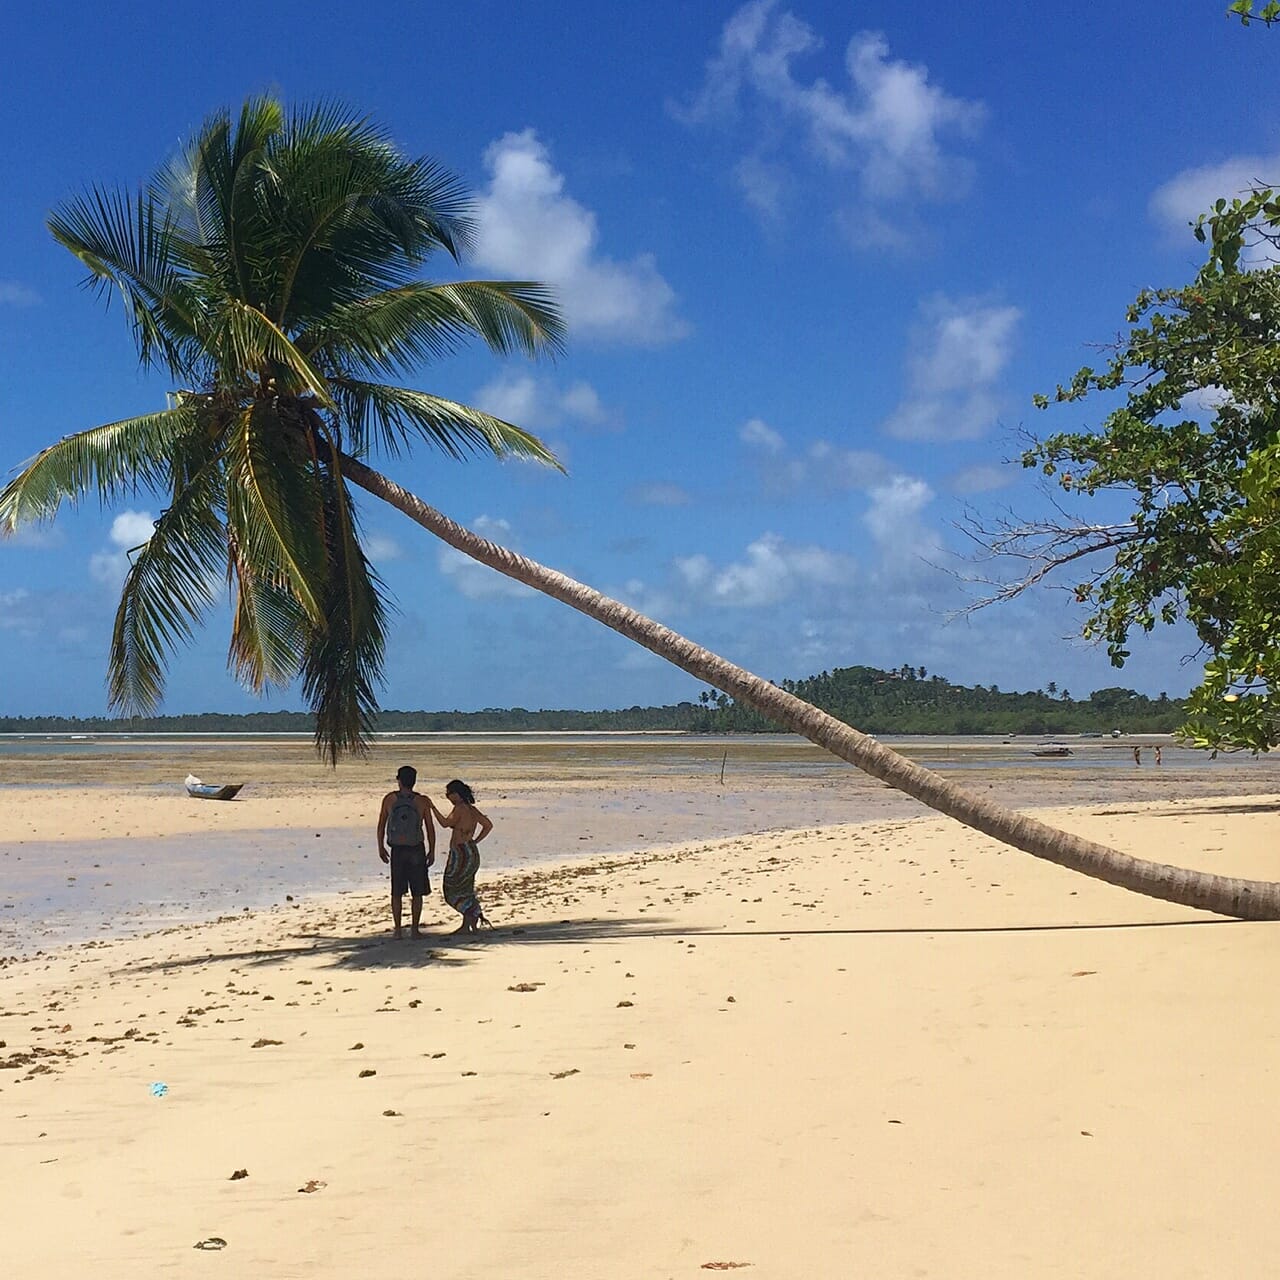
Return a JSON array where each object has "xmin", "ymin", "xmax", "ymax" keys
[{"xmin": 3, "ymin": 740, "xmax": 1280, "ymax": 1277}]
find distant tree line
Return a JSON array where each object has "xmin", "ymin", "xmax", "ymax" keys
[{"xmin": 0, "ymin": 664, "xmax": 1183, "ymax": 736}]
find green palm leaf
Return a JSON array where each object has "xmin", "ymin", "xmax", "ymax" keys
[
  {"xmin": 47, "ymin": 190, "xmax": 204, "ymax": 375},
  {"xmin": 301, "ymin": 448, "xmax": 388, "ymax": 762},
  {"xmin": 0, "ymin": 406, "xmax": 200, "ymax": 531},
  {"xmin": 203, "ymin": 299, "xmax": 333, "ymax": 403},
  {"xmin": 13, "ymin": 94, "xmax": 564, "ymax": 759},
  {"xmin": 223, "ymin": 403, "xmax": 331, "ymax": 619},
  {"xmin": 302, "ymin": 280, "xmax": 565, "ymax": 377},
  {"xmin": 331, "ymin": 378, "xmax": 563, "ymax": 466},
  {"xmin": 108, "ymin": 456, "xmax": 227, "ymax": 713}
]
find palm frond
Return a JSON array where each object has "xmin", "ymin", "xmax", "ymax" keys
[
  {"xmin": 330, "ymin": 378, "xmax": 563, "ymax": 467},
  {"xmin": 108, "ymin": 456, "xmax": 227, "ymax": 714},
  {"xmin": 47, "ymin": 188, "xmax": 203, "ymax": 374},
  {"xmin": 223, "ymin": 404, "xmax": 330, "ymax": 623},
  {"xmin": 301, "ymin": 280, "xmax": 564, "ymax": 377},
  {"xmin": 0, "ymin": 406, "xmax": 201, "ymax": 532},
  {"xmin": 161, "ymin": 98, "xmax": 285, "ymax": 301},
  {"xmin": 226, "ymin": 552, "xmax": 310, "ymax": 692},
  {"xmin": 210, "ymin": 299, "xmax": 334, "ymax": 403},
  {"xmin": 259, "ymin": 109, "xmax": 476, "ymax": 325},
  {"xmin": 301, "ymin": 447, "xmax": 388, "ymax": 761}
]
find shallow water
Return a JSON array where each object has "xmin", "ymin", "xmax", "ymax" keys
[{"xmin": 4, "ymin": 732, "xmax": 1280, "ymax": 956}]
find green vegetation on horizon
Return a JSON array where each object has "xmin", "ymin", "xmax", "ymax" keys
[{"xmin": 0, "ymin": 664, "xmax": 1184, "ymax": 736}]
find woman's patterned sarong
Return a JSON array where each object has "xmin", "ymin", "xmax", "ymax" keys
[{"xmin": 443, "ymin": 841, "xmax": 483, "ymax": 922}]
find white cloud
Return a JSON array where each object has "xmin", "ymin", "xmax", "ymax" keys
[
  {"xmin": 437, "ymin": 515, "xmax": 533, "ymax": 600},
  {"xmin": 1178, "ymin": 385, "xmax": 1235, "ymax": 415},
  {"xmin": 0, "ymin": 585, "xmax": 102, "ymax": 651},
  {"xmin": 474, "ymin": 371, "xmax": 616, "ymax": 431},
  {"xmin": 1, "ymin": 523, "xmax": 64, "ymax": 549},
  {"xmin": 740, "ymin": 418, "xmax": 897, "ymax": 493},
  {"xmin": 862, "ymin": 475, "xmax": 946, "ymax": 583},
  {"xmin": 0, "ymin": 587, "xmax": 31, "ymax": 622},
  {"xmin": 863, "ymin": 475, "xmax": 933, "ymax": 544},
  {"xmin": 948, "ymin": 463, "xmax": 1014, "ymax": 495},
  {"xmin": 1150, "ymin": 153, "xmax": 1280, "ymax": 263},
  {"xmin": 363, "ymin": 534, "xmax": 403, "ymax": 563},
  {"xmin": 675, "ymin": 532, "xmax": 855, "ymax": 608},
  {"xmin": 674, "ymin": 2, "xmax": 985, "ymax": 231},
  {"xmin": 735, "ymin": 154, "xmax": 789, "ymax": 221},
  {"xmin": 472, "ymin": 130, "xmax": 687, "ymax": 346},
  {"xmin": 0, "ymin": 281, "xmax": 39, "ymax": 306},
  {"xmin": 740, "ymin": 417, "xmax": 786, "ymax": 453},
  {"xmin": 630, "ymin": 483, "xmax": 692, "ymax": 507},
  {"xmin": 881, "ymin": 297, "xmax": 1021, "ymax": 442},
  {"xmin": 89, "ymin": 509, "xmax": 155, "ymax": 586}
]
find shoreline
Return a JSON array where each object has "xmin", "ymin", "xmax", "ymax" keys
[{"xmin": 7, "ymin": 741, "xmax": 1280, "ymax": 956}]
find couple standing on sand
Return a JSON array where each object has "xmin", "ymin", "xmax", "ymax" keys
[{"xmin": 376, "ymin": 765, "xmax": 492, "ymax": 940}]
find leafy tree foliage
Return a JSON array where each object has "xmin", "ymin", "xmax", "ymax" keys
[
  {"xmin": 1229, "ymin": 0, "xmax": 1280, "ymax": 26},
  {"xmin": 0, "ymin": 664, "xmax": 1183, "ymax": 737},
  {"xmin": 1008, "ymin": 188, "xmax": 1280, "ymax": 752}
]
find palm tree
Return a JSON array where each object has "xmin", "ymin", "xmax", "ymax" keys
[
  {"xmin": 1, "ymin": 98, "xmax": 563, "ymax": 762},
  {"xmin": 4, "ymin": 99, "xmax": 1278, "ymax": 919}
]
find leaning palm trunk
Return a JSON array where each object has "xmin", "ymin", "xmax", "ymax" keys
[{"xmin": 340, "ymin": 452, "xmax": 1280, "ymax": 921}]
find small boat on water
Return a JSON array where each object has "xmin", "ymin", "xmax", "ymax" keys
[
  {"xmin": 1031, "ymin": 744, "xmax": 1073, "ymax": 758},
  {"xmin": 185, "ymin": 774, "xmax": 245, "ymax": 801}
]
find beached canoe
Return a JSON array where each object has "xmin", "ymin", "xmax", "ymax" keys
[{"xmin": 184, "ymin": 775, "xmax": 245, "ymax": 801}]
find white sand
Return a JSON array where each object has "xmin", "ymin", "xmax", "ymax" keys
[{"xmin": 3, "ymin": 791, "xmax": 1279, "ymax": 1277}]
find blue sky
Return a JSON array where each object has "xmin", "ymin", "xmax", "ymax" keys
[{"xmin": 0, "ymin": 1, "xmax": 1271, "ymax": 717}]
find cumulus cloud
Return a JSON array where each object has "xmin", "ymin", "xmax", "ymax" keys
[
  {"xmin": 472, "ymin": 130, "xmax": 687, "ymax": 345},
  {"xmin": 89, "ymin": 510, "xmax": 155, "ymax": 586},
  {"xmin": 739, "ymin": 417, "xmax": 896, "ymax": 493},
  {"xmin": 474, "ymin": 371, "xmax": 616, "ymax": 431},
  {"xmin": 1150, "ymin": 153, "xmax": 1280, "ymax": 263},
  {"xmin": 880, "ymin": 296, "xmax": 1020, "ymax": 442},
  {"xmin": 437, "ymin": 515, "xmax": 533, "ymax": 600},
  {"xmin": 674, "ymin": 1, "xmax": 985, "ymax": 233},
  {"xmin": 0, "ymin": 281, "xmax": 39, "ymax": 306},
  {"xmin": 674, "ymin": 532, "xmax": 855, "ymax": 608},
  {"xmin": 629, "ymin": 483, "xmax": 692, "ymax": 507}
]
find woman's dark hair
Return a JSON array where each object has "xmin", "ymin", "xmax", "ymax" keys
[{"xmin": 445, "ymin": 779, "xmax": 475, "ymax": 805}]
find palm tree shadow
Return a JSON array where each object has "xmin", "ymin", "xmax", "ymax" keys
[
  {"xmin": 1095, "ymin": 799, "xmax": 1280, "ymax": 818},
  {"xmin": 119, "ymin": 912, "xmax": 1248, "ymax": 978}
]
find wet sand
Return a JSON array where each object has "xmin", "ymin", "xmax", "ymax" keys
[{"xmin": 5, "ymin": 734, "xmax": 1280, "ymax": 953}]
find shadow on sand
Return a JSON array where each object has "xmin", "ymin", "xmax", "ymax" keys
[
  {"xmin": 118, "ymin": 912, "xmax": 1247, "ymax": 976},
  {"xmin": 1094, "ymin": 799, "xmax": 1280, "ymax": 818}
]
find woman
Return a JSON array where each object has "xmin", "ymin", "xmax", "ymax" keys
[{"xmin": 430, "ymin": 779, "xmax": 493, "ymax": 933}]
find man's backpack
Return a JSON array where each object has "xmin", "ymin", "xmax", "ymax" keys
[{"xmin": 386, "ymin": 793, "xmax": 421, "ymax": 846}]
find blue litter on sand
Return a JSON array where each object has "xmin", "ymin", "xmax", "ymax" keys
[{"xmin": 151, "ymin": 1082, "xmax": 169, "ymax": 1097}]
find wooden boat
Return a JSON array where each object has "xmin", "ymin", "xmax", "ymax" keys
[
  {"xmin": 1031, "ymin": 745, "xmax": 1073, "ymax": 758},
  {"xmin": 185, "ymin": 774, "xmax": 245, "ymax": 801}
]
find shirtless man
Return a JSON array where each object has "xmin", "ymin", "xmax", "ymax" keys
[{"xmin": 377, "ymin": 765, "xmax": 436, "ymax": 939}]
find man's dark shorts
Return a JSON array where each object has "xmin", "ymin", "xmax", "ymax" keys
[{"xmin": 390, "ymin": 845, "xmax": 429, "ymax": 898}]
